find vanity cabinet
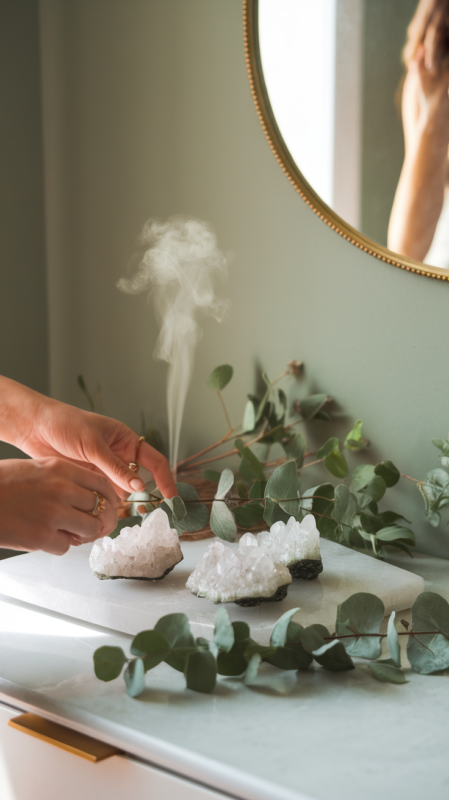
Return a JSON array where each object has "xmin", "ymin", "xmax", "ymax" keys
[{"xmin": 0, "ymin": 702, "xmax": 228, "ymax": 800}]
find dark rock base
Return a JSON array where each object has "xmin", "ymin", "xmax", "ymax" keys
[
  {"xmin": 93, "ymin": 561, "xmax": 180, "ymax": 582},
  {"xmin": 234, "ymin": 583, "xmax": 289, "ymax": 607},
  {"xmin": 288, "ymin": 558, "xmax": 323, "ymax": 580}
]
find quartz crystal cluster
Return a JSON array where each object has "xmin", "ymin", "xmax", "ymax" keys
[
  {"xmin": 186, "ymin": 540, "xmax": 292, "ymax": 606},
  {"xmin": 240, "ymin": 514, "xmax": 323, "ymax": 580},
  {"xmin": 89, "ymin": 508, "xmax": 183, "ymax": 580}
]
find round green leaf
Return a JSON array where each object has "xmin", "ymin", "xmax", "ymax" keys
[
  {"xmin": 368, "ymin": 663, "xmax": 408, "ymax": 684},
  {"xmin": 407, "ymin": 592, "xmax": 449, "ymax": 674},
  {"xmin": 374, "ymin": 460, "xmax": 400, "ymax": 488},
  {"xmin": 207, "ymin": 365, "xmax": 233, "ymax": 391},
  {"xmin": 184, "ymin": 650, "xmax": 217, "ymax": 693},
  {"xmin": 336, "ymin": 593, "xmax": 385, "ymax": 659},
  {"xmin": 215, "ymin": 468, "xmax": 234, "ymax": 500},
  {"xmin": 130, "ymin": 630, "xmax": 170, "ymax": 670},
  {"xmin": 93, "ymin": 646, "xmax": 127, "ymax": 681},
  {"xmin": 210, "ymin": 500, "xmax": 237, "ymax": 541},
  {"xmin": 214, "ymin": 607, "xmax": 235, "ymax": 653},
  {"xmin": 124, "ymin": 658, "xmax": 145, "ymax": 698}
]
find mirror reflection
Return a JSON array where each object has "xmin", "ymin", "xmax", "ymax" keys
[{"xmin": 259, "ymin": 0, "xmax": 449, "ymax": 270}]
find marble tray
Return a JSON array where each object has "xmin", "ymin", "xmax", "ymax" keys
[{"xmin": 0, "ymin": 538, "xmax": 424, "ymax": 642}]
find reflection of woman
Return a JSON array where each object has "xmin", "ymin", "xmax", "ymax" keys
[
  {"xmin": 0, "ymin": 376, "xmax": 176, "ymax": 555},
  {"xmin": 388, "ymin": 0, "xmax": 449, "ymax": 265}
]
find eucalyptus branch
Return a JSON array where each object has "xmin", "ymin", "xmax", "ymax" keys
[{"xmin": 93, "ymin": 591, "xmax": 449, "ymax": 699}]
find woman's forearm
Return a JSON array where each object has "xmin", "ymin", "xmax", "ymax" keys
[
  {"xmin": 388, "ymin": 126, "xmax": 448, "ymax": 262},
  {"xmin": 0, "ymin": 376, "xmax": 54, "ymax": 449}
]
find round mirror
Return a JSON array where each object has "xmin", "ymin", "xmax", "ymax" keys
[{"xmin": 244, "ymin": 0, "xmax": 449, "ymax": 281}]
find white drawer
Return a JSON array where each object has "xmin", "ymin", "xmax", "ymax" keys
[{"xmin": 0, "ymin": 703, "xmax": 228, "ymax": 800}]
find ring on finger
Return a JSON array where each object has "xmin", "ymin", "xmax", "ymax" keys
[
  {"xmin": 90, "ymin": 491, "xmax": 106, "ymax": 517},
  {"xmin": 128, "ymin": 436, "xmax": 145, "ymax": 472}
]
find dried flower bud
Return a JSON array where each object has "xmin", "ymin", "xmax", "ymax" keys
[{"xmin": 287, "ymin": 360, "xmax": 303, "ymax": 377}]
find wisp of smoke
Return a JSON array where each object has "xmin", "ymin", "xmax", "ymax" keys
[{"xmin": 117, "ymin": 216, "xmax": 231, "ymax": 472}]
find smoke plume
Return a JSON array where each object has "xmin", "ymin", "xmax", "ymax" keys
[{"xmin": 117, "ymin": 216, "xmax": 231, "ymax": 471}]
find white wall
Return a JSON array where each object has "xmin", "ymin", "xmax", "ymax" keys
[{"xmin": 39, "ymin": 0, "xmax": 449, "ymax": 558}]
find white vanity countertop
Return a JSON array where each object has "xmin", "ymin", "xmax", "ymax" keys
[{"xmin": 0, "ymin": 550, "xmax": 447, "ymax": 800}]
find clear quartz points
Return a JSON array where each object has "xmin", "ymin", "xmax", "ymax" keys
[{"xmin": 89, "ymin": 508, "xmax": 183, "ymax": 580}]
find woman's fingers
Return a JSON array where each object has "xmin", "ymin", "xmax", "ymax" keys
[{"xmin": 138, "ymin": 441, "xmax": 177, "ymax": 499}]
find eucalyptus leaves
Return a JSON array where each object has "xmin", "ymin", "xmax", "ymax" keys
[{"xmin": 93, "ymin": 590, "xmax": 449, "ymax": 698}]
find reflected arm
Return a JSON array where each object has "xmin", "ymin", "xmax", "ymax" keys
[{"xmin": 388, "ymin": 60, "xmax": 449, "ymax": 262}]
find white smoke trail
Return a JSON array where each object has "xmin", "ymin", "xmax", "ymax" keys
[{"xmin": 117, "ymin": 216, "xmax": 231, "ymax": 471}]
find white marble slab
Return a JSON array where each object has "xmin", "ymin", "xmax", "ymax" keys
[{"xmin": 0, "ymin": 539, "xmax": 423, "ymax": 641}]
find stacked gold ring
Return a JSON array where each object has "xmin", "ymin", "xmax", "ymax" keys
[{"xmin": 90, "ymin": 491, "xmax": 106, "ymax": 517}]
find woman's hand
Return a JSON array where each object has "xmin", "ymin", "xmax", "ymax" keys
[
  {"xmin": 0, "ymin": 377, "xmax": 177, "ymax": 499},
  {"xmin": 0, "ymin": 458, "xmax": 120, "ymax": 555},
  {"xmin": 404, "ymin": 45, "xmax": 449, "ymax": 146},
  {"xmin": 21, "ymin": 404, "xmax": 178, "ymax": 499}
]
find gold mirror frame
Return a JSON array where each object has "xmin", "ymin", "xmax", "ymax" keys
[{"xmin": 243, "ymin": 0, "xmax": 449, "ymax": 282}]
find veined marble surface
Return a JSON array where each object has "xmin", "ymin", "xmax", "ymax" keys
[
  {"xmin": 0, "ymin": 538, "xmax": 424, "ymax": 640},
  {"xmin": 0, "ymin": 550, "xmax": 447, "ymax": 800}
]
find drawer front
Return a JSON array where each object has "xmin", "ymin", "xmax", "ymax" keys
[{"xmin": 0, "ymin": 704, "xmax": 229, "ymax": 800}]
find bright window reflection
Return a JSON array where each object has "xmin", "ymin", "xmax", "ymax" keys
[{"xmin": 0, "ymin": 600, "xmax": 106, "ymax": 639}]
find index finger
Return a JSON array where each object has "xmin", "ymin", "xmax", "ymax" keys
[{"xmin": 138, "ymin": 442, "xmax": 177, "ymax": 499}]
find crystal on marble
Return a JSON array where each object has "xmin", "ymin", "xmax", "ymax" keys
[
  {"xmin": 89, "ymin": 508, "xmax": 183, "ymax": 580},
  {"xmin": 186, "ymin": 540, "xmax": 292, "ymax": 604},
  {"xmin": 239, "ymin": 514, "xmax": 322, "ymax": 580}
]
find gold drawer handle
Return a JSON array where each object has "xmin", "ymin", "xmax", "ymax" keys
[{"xmin": 8, "ymin": 713, "xmax": 121, "ymax": 762}]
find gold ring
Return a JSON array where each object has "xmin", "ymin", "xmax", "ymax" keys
[{"xmin": 91, "ymin": 491, "xmax": 106, "ymax": 516}]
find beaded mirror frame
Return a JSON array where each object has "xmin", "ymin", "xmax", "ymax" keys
[{"xmin": 243, "ymin": 0, "xmax": 449, "ymax": 282}]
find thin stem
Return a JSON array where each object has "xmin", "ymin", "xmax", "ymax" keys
[
  {"xmin": 175, "ymin": 428, "xmax": 236, "ymax": 470},
  {"xmin": 301, "ymin": 458, "xmax": 325, "ymax": 470},
  {"xmin": 217, "ymin": 389, "xmax": 233, "ymax": 431},
  {"xmin": 401, "ymin": 473, "xmax": 424, "ymax": 485}
]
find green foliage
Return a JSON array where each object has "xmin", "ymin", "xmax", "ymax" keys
[
  {"xmin": 93, "ymin": 591, "xmax": 449, "ymax": 699},
  {"xmin": 103, "ymin": 360, "xmax": 449, "ymax": 561},
  {"xmin": 93, "ymin": 646, "xmax": 127, "ymax": 681},
  {"xmin": 407, "ymin": 592, "xmax": 449, "ymax": 674},
  {"xmin": 242, "ymin": 399, "xmax": 256, "ymax": 433},
  {"xmin": 210, "ymin": 501, "xmax": 237, "ymax": 541},
  {"xmin": 154, "ymin": 613, "xmax": 195, "ymax": 672},
  {"xmin": 297, "ymin": 393, "xmax": 329, "ymax": 421},
  {"xmin": 264, "ymin": 461, "xmax": 300, "ymax": 518},
  {"xmin": 374, "ymin": 460, "xmax": 400, "ymax": 488},
  {"xmin": 235, "ymin": 439, "xmax": 265, "ymax": 482},
  {"xmin": 185, "ymin": 650, "xmax": 217, "ymax": 693},
  {"xmin": 418, "ymin": 469, "xmax": 449, "ymax": 527},
  {"xmin": 233, "ymin": 502, "xmax": 265, "ymax": 529},
  {"xmin": 214, "ymin": 468, "xmax": 234, "ymax": 500},
  {"xmin": 368, "ymin": 663, "xmax": 408, "ymax": 684},
  {"xmin": 336, "ymin": 593, "xmax": 384, "ymax": 659},
  {"xmin": 387, "ymin": 611, "xmax": 401, "ymax": 668},
  {"xmin": 317, "ymin": 437, "xmax": 348, "ymax": 478},
  {"xmin": 161, "ymin": 483, "xmax": 209, "ymax": 535},
  {"xmin": 124, "ymin": 658, "xmax": 145, "ymax": 697},
  {"xmin": 203, "ymin": 470, "xmax": 221, "ymax": 484},
  {"xmin": 207, "ymin": 364, "xmax": 233, "ymax": 391},
  {"xmin": 282, "ymin": 432, "xmax": 306, "ymax": 468},
  {"xmin": 344, "ymin": 420, "xmax": 367, "ymax": 451}
]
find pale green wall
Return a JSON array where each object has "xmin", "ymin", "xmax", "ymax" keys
[
  {"xmin": 39, "ymin": 0, "xmax": 449, "ymax": 559},
  {"xmin": 0, "ymin": 0, "xmax": 48, "ymax": 460}
]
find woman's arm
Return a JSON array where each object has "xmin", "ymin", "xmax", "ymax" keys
[{"xmin": 388, "ymin": 52, "xmax": 449, "ymax": 261}]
